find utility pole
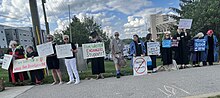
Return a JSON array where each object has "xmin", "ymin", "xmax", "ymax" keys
[
  {"xmin": 68, "ymin": 5, "xmax": 72, "ymax": 42},
  {"xmin": 29, "ymin": 0, "xmax": 42, "ymax": 45},
  {"xmin": 42, "ymin": 0, "xmax": 50, "ymax": 35}
]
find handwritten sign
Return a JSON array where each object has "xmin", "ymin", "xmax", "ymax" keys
[
  {"xmin": 13, "ymin": 56, "xmax": 47, "ymax": 73},
  {"xmin": 171, "ymin": 39, "xmax": 179, "ymax": 47},
  {"xmin": 162, "ymin": 40, "xmax": 171, "ymax": 48},
  {"xmin": 178, "ymin": 19, "xmax": 193, "ymax": 29},
  {"xmin": 55, "ymin": 44, "xmax": 73, "ymax": 58},
  {"xmin": 82, "ymin": 42, "xmax": 106, "ymax": 59},
  {"xmin": 194, "ymin": 39, "xmax": 206, "ymax": 51},
  {"xmin": 1, "ymin": 54, "xmax": 13, "ymax": 70},
  {"xmin": 147, "ymin": 42, "xmax": 160, "ymax": 55},
  {"xmin": 36, "ymin": 42, "xmax": 54, "ymax": 57},
  {"xmin": 133, "ymin": 56, "xmax": 148, "ymax": 76}
]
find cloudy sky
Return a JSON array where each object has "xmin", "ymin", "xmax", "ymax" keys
[{"xmin": 0, "ymin": 0, "xmax": 179, "ymax": 39}]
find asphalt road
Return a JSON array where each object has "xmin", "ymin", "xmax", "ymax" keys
[{"xmin": 16, "ymin": 65, "xmax": 220, "ymax": 98}]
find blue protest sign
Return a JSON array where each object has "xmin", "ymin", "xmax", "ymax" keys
[
  {"xmin": 194, "ymin": 39, "xmax": 206, "ymax": 51},
  {"xmin": 162, "ymin": 40, "xmax": 171, "ymax": 48}
]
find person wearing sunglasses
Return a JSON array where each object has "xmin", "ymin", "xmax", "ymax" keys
[
  {"xmin": 62, "ymin": 35, "xmax": 80, "ymax": 85},
  {"xmin": 46, "ymin": 34, "xmax": 63, "ymax": 85},
  {"xmin": 110, "ymin": 32, "xmax": 125, "ymax": 78}
]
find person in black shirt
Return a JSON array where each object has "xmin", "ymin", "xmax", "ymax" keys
[
  {"xmin": 63, "ymin": 35, "xmax": 80, "ymax": 85},
  {"xmin": 46, "ymin": 34, "xmax": 63, "ymax": 85},
  {"xmin": 26, "ymin": 46, "xmax": 44, "ymax": 85}
]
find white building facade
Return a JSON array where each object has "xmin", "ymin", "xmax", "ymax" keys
[{"xmin": 0, "ymin": 25, "xmax": 8, "ymax": 48}]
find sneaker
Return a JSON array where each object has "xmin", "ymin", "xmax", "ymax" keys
[
  {"xmin": 51, "ymin": 81, "xmax": 57, "ymax": 85},
  {"xmin": 116, "ymin": 74, "xmax": 120, "ymax": 78},
  {"xmin": 119, "ymin": 73, "xmax": 124, "ymax": 76},
  {"xmin": 66, "ymin": 81, "xmax": 74, "ymax": 85},
  {"xmin": 152, "ymin": 68, "xmax": 157, "ymax": 73},
  {"xmin": 74, "ymin": 81, "xmax": 80, "ymax": 85},
  {"xmin": 59, "ymin": 81, "xmax": 63, "ymax": 85}
]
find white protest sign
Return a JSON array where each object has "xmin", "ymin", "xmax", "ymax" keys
[
  {"xmin": 147, "ymin": 42, "xmax": 160, "ymax": 55},
  {"xmin": 133, "ymin": 56, "xmax": 148, "ymax": 76},
  {"xmin": 13, "ymin": 56, "xmax": 47, "ymax": 73},
  {"xmin": 82, "ymin": 42, "xmax": 106, "ymax": 59},
  {"xmin": 2, "ymin": 54, "xmax": 13, "ymax": 70},
  {"xmin": 178, "ymin": 19, "xmax": 193, "ymax": 29},
  {"xmin": 36, "ymin": 42, "xmax": 54, "ymax": 57},
  {"xmin": 55, "ymin": 44, "xmax": 73, "ymax": 58}
]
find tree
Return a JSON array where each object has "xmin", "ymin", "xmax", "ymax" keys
[
  {"xmin": 169, "ymin": 0, "xmax": 220, "ymax": 36},
  {"xmin": 62, "ymin": 16, "xmax": 111, "ymax": 53}
]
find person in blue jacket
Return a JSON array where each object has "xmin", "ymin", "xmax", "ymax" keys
[
  {"xmin": 129, "ymin": 34, "xmax": 146, "ymax": 67},
  {"xmin": 204, "ymin": 30, "xmax": 219, "ymax": 65}
]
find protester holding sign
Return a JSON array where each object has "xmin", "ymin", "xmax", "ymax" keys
[
  {"xmin": 189, "ymin": 33, "xmax": 207, "ymax": 67},
  {"xmin": 110, "ymin": 32, "xmax": 125, "ymax": 78},
  {"xmin": 62, "ymin": 35, "xmax": 80, "ymax": 84},
  {"xmin": 26, "ymin": 46, "xmax": 44, "ymax": 85},
  {"xmin": 89, "ymin": 31, "xmax": 105, "ymax": 79},
  {"xmin": 130, "ymin": 34, "xmax": 146, "ymax": 67},
  {"xmin": 174, "ymin": 29, "xmax": 190, "ymax": 69},
  {"xmin": 204, "ymin": 30, "xmax": 219, "ymax": 65},
  {"xmin": 161, "ymin": 33, "xmax": 173, "ymax": 66},
  {"xmin": 46, "ymin": 35, "xmax": 63, "ymax": 85},
  {"xmin": 144, "ymin": 33, "xmax": 157, "ymax": 73},
  {"xmin": 6, "ymin": 41, "xmax": 29, "ymax": 86}
]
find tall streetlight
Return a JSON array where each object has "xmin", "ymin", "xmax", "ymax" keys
[{"xmin": 68, "ymin": 4, "xmax": 72, "ymax": 42}]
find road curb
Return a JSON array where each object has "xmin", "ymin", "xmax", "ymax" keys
[{"xmin": 184, "ymin": 92, "xmax": 220, "ymax": 98}]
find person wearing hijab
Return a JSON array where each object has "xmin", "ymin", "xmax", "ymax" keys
[
  {"xmin": 89, "ymin": 31, "xmax": 105, "ymax": 79},
  {"xmin": 204, "ymin": 30, "xmax": 218, "ymax": 65},
  {"xmin": 189, "ymin": 32, "xmax": 207, "ymax": 66},
  {"xmin": 129, "ymin": 34, "xmax": 146, "ymax": 67},
  {"xmin": 7, "ymin": 41, "xmax": 29, "ymax": 86}
]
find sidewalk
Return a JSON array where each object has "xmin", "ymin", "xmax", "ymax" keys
[{"xmin": 0, "ymin": 86, "xmax": 33, "ymax": 98}]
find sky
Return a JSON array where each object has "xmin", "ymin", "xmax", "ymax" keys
[{"xmin": 0, "ymin": 0, "xmax": 180, "ymax": 39}]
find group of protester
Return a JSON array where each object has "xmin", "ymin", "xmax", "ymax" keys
[{"xmin": 5, "ymin": 28, "xmax": 218, "ymax": 86}]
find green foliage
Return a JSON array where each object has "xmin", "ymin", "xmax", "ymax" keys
[
  {"xmin": 60, "ymin": 16, "xmax": 110, "ymax": 53},
  {"xmin": 170, "ymin": 0, "xmax": 220, "ymax": 35}
]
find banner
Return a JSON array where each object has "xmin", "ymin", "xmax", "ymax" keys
[
  {"xmin": 162, "ymin": 40, "xmax": 171, "ymax": 48},
  {"xmin": 13, "ymin": 56, "xmax": 47, "ymax": 73},
  {"xmin": 1, "ymin": 54, "xmax": 13, "ymax": 70},
  {"xmin": 194, "ymin": 39, "xmax": 206, "ymax": 51},
  {"xmin": 133, "ymin": 56, "xmax": 148, "ymax": 76},
  {"xmin": 178, "ymin": 19, "xmax": 193, "ymax": 29},
  {"xmin": 36, "ymin": 42, "xmax": 54, "ymax": 57},
  {"xmin": 55, "ymin": 44, "xmax": 73, "ymax": 58},
  {"xmin": 82, "ymin": 42, "xmax": 106, "ymax": 59},
  {"xmin": 147, "ymin": 42, "xmax": 160, "ymax": 55},
  {"xmin": 171, "ymin": 39, "xmax": 179, "ymax": 47}
]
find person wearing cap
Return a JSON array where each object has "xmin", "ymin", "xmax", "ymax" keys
[
  {"xmin": 6, "ymin": 40, "xmax": 29, "ymax": 86},
  {"xmin": 204, "ymin": 30, "xmax": 218, "ymax": 65},
  {"xmin": 62, "ymin": 35, "xmax": 80, "ymax": 84},
  {"xmin": 46, "ymin": 34, "xmax": 63, "ymax": 85},
  {"xmin": 110, "ymin": 32, "xmax": 125, "ymax": 78},
  {"xmin": 89, "ymin": 31, "xmax": 105, "ymax": 79},
  {"xmin": 189, "ymin": 32, "xmax": 207, "ymax": 66}
]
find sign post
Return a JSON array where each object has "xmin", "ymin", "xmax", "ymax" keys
[
  {"xmin": 147, "ymin": 42, "xmax": 160, "ymax": 55},
  {"xmin": 55, "ymin": 44, "xmax": 73, "ymax": 58},
  {"xmin": 194, "ymin": 39, "xmax": 206, "ymax": 51},
  {"xmin": 82, "ymin": 42, "xmax": 106, "ymax": 59},
  {"xmin": 36, "ymin": 42, "xmax": 54, "ymax": 57},
  {"xmin": 133, "ymin": 56, "xmax": 148, "ymax": 76},
  {"xmin": 178, "ymin": 19, "xmax": 193, "ymax": 29},
  {"xmin": 1, "ymin": 54, "xmax": 13, "ymax": 70}
]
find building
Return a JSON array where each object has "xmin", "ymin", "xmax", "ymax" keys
[
  {"xmin": 5, "ymin": 28, "xmax": 34, "ymax": 48},
  {"xmin": 150, "ymin": 14, "xmax": 177, "ymax": 40},
  {"xmin": 0, "ymin": 25, "xmax": 8, "ymax": 48}
]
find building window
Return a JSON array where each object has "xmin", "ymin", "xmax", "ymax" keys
[
  {"xmin": 2, "ymin": 39, "xmax": 4, "ymax": 41},
  {"xmin": 23, "ymin": 34, "xmax": 26, "ymax": 36},
  {"xmin": 24, "ymin": 40, "xmax": 27, "ymax": 42},
  {"xmin": 1, "ymin": 31, "xmax": 3, "ymax": 33}
]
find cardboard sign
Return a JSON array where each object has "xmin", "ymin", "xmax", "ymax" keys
[
  {"xmin": 55, "ymin": 44, "xmax": 73, "ymax": 58},
  {"xmin": 147, "ymin": 42, "xmax": 160, "ymax": 55},
  {"xmin": 194, "ymin": 39, "xmax": 206, "ymax": 51},
  {"xmin": 1, "ymin": 54, "xmax": 13, "ymax": 70},
  {"xmin": 178, "ymin": 19, "xmax": 193, "ymax": 29},
  {"xmin": 162, "ymin": 40, "xmax": 171, "ymax": 48},
  {"xmin": 171, "ymin": 39, "xmax": 179, "ymax": 47},
  {"xmin": 36, "ymin": 42, "xmax": 54, "ymax": 57},
  {"xmin": 133, "ymin": 56, "xmax": 148, "ymax": 76},
  {"xmin": 82, "ymin": 42, "xmax": 106, "ymax": 59},
  {"xmin": 13, "ymin": 56, "xmax": 47, "ymax": 73}
]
